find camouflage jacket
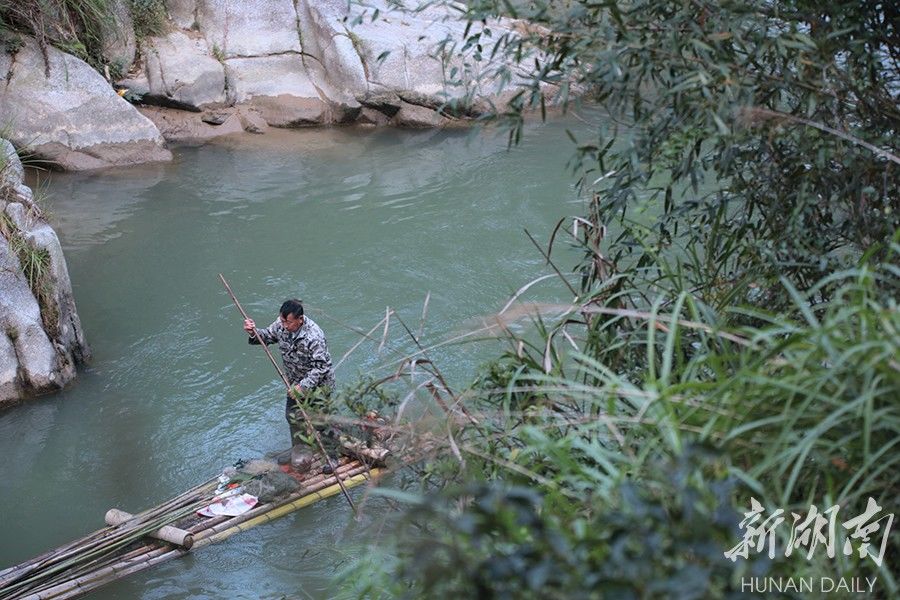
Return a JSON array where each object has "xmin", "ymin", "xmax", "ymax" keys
[{"xmin": 249, "ymin": 317, "xmax": 336, "ymax": 390}]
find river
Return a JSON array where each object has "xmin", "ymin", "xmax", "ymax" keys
[{"xmin": 1, "ymin": 116, "xmax": 593, "ymax": 598}]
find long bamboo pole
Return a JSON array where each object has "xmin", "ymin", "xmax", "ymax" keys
[
  {"xmin": 197, "ymin": 470, "xmax": 376, "ymax": 547},
  {"xmin": 21, "ymin": 469, "xmax": 378, "ymax": 600},
  {"xmin": 218, "ymin": 274, "xmax": 356, "ymax": 514},
  {"xmin": 7, "ymin": 458, "xmax": 365, "ymax": 596},
  {"xmin": 4, "ymin": 452, "xmax": 373, "ymax": 599},
  {"xmin": 193, "ymin": 463, "xmax": 368, "ymax": 543},
  {"xmin": 2, "ymin": 475, "xmax": 217, "ymax": 585},
  {"xmin": 1, "ymin": 495, "xmax": 217, "ymax": 598},
  {"xmin": 1, "ymin": 479, "xmax": 224, "ymax": 599},
  {"xmin": 16, "ymin": 489, "xmax": 231, "ymax": 600}
]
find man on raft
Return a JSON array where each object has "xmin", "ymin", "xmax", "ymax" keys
[{"xmin": 242, "ymin": 299, "xmax": 340, "ymax": 473}]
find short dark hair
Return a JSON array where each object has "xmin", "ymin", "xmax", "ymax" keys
[{"xmin": 280, "ymin": 299, "xmax": 304, "ymax": 318}]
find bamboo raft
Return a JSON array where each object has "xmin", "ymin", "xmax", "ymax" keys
[{"xmin": 0, "ymin": 453, "xmax": 381, "ymax": 600}]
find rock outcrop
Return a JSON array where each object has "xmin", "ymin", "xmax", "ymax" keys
[
  {"xmin": 124, "ymin": 0, "xmax": 543, "ymax": 138},
  {"xmin": 0, "ymin": 1, "xmax": 551, "ymax": 405},
  {"xmin": 0, "ymin": 0, "xmax": 550, "ymax": 169},
  {"xmin": 99, "ymin": 0, "xmax": 138, "ymax": 76},
  {"xmin": 0, "ymin": 39, "xmax": 172, "ymax": 170},
  {"xmin": 143, "ymin": 30, "xmax": 227, "ymax": 108},
  {"xmin": 0, "ymin": 140, "xmax": 90, "ymax": 408}
]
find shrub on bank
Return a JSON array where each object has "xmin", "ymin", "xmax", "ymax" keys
[{"xmin": 332, "ymin": 0, "xmax": 899, "ymax": 597}]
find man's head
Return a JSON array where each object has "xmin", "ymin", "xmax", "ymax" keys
[{"xmin": 279, "ymin": 299, "xmax": 304, "ymax": 332}]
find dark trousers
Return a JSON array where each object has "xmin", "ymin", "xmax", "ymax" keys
[{"xmin": 284, "ymin": 390, "xmax": 339, "ymax": 457}]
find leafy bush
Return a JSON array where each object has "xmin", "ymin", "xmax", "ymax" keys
[
  {"xmin": 354, "ymin": 448, "xmax": 770, "ymax": 600},
  {"xmin": 335, "ymin": 253, "xmax": 898, "ymax": 597},
  {"xmin": 128, "ymin": 0, "xmax": 166, "ymax": 39},
  {"xmin": 420, "ymin": 0, "xmax": 896, "ymax": 301},
  {"xmin": 333, "ymin": 1, "xmax": 899, "ymax": 597}
]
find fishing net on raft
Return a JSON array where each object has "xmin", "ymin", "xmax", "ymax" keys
[{"xmin": 232, "ymin": 460, "xmax": 302, "ymax": 503}]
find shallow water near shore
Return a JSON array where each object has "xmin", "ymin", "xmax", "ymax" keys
[{"xmin": 2, "ymin": 116, "xmax": 600, "ymax": 598}]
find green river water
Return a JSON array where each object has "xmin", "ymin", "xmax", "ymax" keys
[{"xmin": 0, "ymin": 117, "xmax": 594, "ymax": 598}]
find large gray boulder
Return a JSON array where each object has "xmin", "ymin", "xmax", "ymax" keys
[
  {"xmin": 167, "ymin": 0, "xmax": 198, "ymax": 30},
  {"xmin": 296, "ymin": 0, "xmax": 367, "ymax": 118},
  {"xmin": 349, "ymin": 2, "xmax": 455, "ymax": 98},
  {"xmin": 99, "ymin": 0, "xmax": 138, "ymax": 76},
  {"xmin": 348, "ymin": 1, "xmax": 486, "ymax": 99},
  {"xmin": 140, "ymin": 0, "xmax": 339, "ymax": 126},
  {"xmin": 0, "ymin": 140, "xmax": 89, "ymax": 407},
  {"xmin": 0, "ymin": 0, "xmax": 549, "ymax": 166},
  {"xmin": 196, "ymin": 0, "xmax": 301, "ymax": 58},
  {"xmin": 143, "ymin": 31, "xmax": 227, "ymax": 108},
  {"xmin": 0, "ymin": 237, "xmax": 57, "ymax": 396},
  {"xmin": 0, "ymin": 39, "xmax": 171, "ymax": 170},
  {"xmin": 138, "ymin": 0, "xmax": 546, "ymax": 133},
  {"xmin": 225, "ymin": 54, "xmax": 329, "ymax": 125},
  {"xmin": 345, "ymin": 0, "xmax": 543, "ymax": 113}
]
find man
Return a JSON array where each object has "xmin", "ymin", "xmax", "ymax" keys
[{"xmin": 243, "ymin": 299, "xmax": 338, "ymax": 472}]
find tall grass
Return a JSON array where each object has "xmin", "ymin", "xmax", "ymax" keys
[
  {"xmin": 0, "ymin": 0, "xmax": 111, "ymax": 69},
  {"xmin": 0, "ymin": 203, "xmax": 56, "ymax": 335},
  {"xmin": 326, "ymin": 225, "xmax": 898, "ymax": 597},
  {"xmin": 333, "ymin": 264, "xmax": 895, "ymax": 597}
]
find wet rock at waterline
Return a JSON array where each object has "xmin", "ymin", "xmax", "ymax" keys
[
  {"xmin": 0, "ymin": 0, "xmax": 555, "ymax": 170},
  {"xmin": 393, "ymin": 101, "xmax": 452, "ymax": 128},
  {"xmin": 130, "ymin": 0, "xmax": 549, "ymax": 130},
  {"xmin": 141, "ymin": 31, "xmax": 228, "ymax": 109},
  {"xmin": 0, "ymin": 40, "xmax": 171, "ymax": 170},
  {"xmin": 137, "ymin": 105, "xmax": 251, "ymax": 143},
  {"xmin": 0, "ymin": 140, "xmax": 90, "ymax": 407}
]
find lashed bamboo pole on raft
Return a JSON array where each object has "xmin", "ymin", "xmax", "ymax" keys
[
  {"xmin": 3, "ymin": 280, "xmax": 389, "ymax": 598},
  {"xmin": 9, "ymin": 466, "xmax": 379, "ymax": 600},
  {"xmin": 0, "ymin": 482, "xmax": 220, "ymax": 598},
  {"xmin": 218, "ymin": 274, "xmax": 357, "ymax": 514},
  {"xmin": 0, "ymin": 476, "xmax": 219, "ymax": 589},
  {"xmin": 103, "ymin": 510, "xmax": 194, "ymax": 548}
]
